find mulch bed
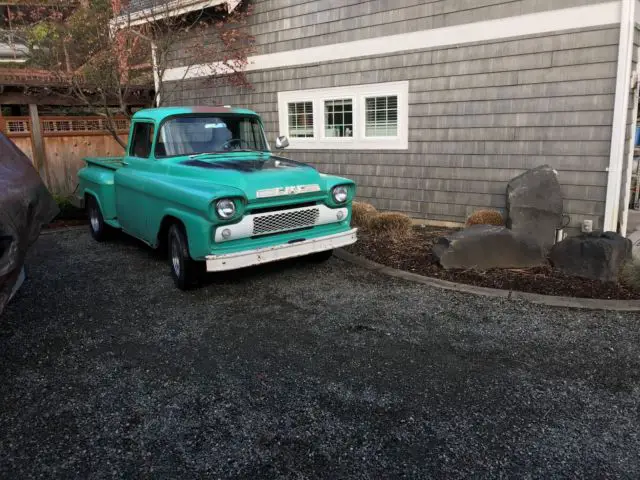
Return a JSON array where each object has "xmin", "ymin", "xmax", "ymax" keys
[
  {"xmin": 346, "ymin": 226, "xmax": 640, "ymax": 300},
  {"xmin": 44, "ymin": 201, "xmax": 87, "ymax": 230},
  {"xmin": 43, "ymin": 219, "xmax": 87, "ymax": 230}
]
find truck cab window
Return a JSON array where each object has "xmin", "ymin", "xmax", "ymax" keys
[{"xmin": 130, "ymin": 122, "xmax": 155, "ymax": 158}]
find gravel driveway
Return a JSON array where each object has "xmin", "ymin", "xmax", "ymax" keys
[{"xmin": 2, "ymin": 229, "xmax": 640, "ymax": 478}]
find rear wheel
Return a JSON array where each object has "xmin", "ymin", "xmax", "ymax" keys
[
  {"xmin": 168, "ymin": 224, "xmax": 203, "ymax": 290},
  {"xmin": 308, "ymin": 249, "xmax": 334, "ymax": 263},
  {"xmin": 87, "ymin": 196, "xmax": 109, "ymax": 242}
]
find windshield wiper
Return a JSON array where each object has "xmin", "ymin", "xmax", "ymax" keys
[
  {"xmin": 189, "ymin": 149, "xmax": 268, "ymax": 158},
  {"xmin": 188, "ymin": 151, "xmax": 226, "ymax": 158},
  {"xmin": 231, "ymin": 149, "xmax": 269, "ymax": 153}
]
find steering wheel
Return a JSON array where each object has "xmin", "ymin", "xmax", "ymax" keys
[{"xmin": 222, "ymin": 138, "xmax": 251, "ymax": 150}]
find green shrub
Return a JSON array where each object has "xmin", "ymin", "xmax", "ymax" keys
[{"xmin": 52, "ymin": 194, "xmax": 84, "ymax": 220}]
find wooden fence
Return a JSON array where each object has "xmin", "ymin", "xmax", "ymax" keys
[{"xmin": 1, "ymin": 115, "xmax": 129, "ymax": 195}]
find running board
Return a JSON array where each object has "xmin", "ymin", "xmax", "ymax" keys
[{"xmin": 105, "ymin": 219, "xmax": 121, "ymax": 229}]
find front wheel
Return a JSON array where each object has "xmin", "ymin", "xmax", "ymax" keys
[
  {"xmin": 87, "ymin": 196, "xmax": 109, "ymax": 242},
  {"xmin": 168, "ymin": 224, "xmax": 204, "ymax": 290}
]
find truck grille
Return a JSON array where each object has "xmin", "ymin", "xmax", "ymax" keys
[{"xmin": 252, "ymin": 207, "xmax": 320, "ymax": 236}]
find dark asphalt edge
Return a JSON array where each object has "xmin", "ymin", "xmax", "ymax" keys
[
  {"xmin": 334, "ymin": 249, "xmax": 640, "ymax": 312},
  {"xmin": 40, "ymin": 225, "xmax": 86, "ymax": 236}
]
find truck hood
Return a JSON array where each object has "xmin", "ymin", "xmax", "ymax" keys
[{"xmin": 173, "ymin": 153, "xmax": 326, "ymax": 201}]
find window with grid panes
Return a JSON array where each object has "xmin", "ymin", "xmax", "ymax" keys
[
  {"xmin": 324, "ymin": 99, "xmax": 353, "ymax": 137},
  {"xmin": 287, "ymin": 101, "xmax": 314, "ymax": 138},
  {"xmin": 365, "ymin": 96, "xmax": 398, "ymax": 137}
]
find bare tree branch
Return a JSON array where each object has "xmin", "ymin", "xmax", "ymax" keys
[{"xmin": 21, "ymin": 0, "xmax": 254, "ymax": 146}]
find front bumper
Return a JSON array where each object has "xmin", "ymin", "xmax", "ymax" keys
[{"xmin": 205, "ymin": 228, "xmax": 357, "ymax": 272}]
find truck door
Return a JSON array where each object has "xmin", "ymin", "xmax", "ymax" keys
[{"xmin": 114, "ymin": 121, "xmax": 155, "ymax": 239}]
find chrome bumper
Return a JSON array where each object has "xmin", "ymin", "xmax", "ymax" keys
[{"xmin": 205, "ymin": 228, "xmax": 357, "ymax": 272}]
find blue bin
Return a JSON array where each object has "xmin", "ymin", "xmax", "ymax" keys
[{"xmin": 636, "ymin": 126, "xmax": 640, "ymax": 147}]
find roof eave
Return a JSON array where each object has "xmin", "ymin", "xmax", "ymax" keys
[{"xmin": 110, "ymin": 0, "xmax": 240, "ymax": 31}]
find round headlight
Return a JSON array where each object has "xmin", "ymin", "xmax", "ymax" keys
[
  {"xmin": 216, "ymin": 198, "xmax": 236, "ymax": 219},
  {"xmin": 332, "ymin": 185, "xmax": 349, "ymax": 204}
]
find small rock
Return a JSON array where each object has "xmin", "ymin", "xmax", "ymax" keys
[
  {"xmin": 433, "ymin": 225, "xmax": 546, "ymax": 270},
  {"xmin": 549, "ymin": 231, "xmax": 632, "ymax": 282},
  {"xmin": 506, "ymin": 165, "xmax": 563, "ymax": 251}
]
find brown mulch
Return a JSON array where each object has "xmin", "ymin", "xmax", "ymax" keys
[
  {"xmin": 345, "ymin": 226, "xmax": 640, "ymax": 300},
  {"xmin": 43, "ymin": 219, "xmax": 87, "ymax": 230}
]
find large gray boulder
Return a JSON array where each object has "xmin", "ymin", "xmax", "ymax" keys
[
  {"xmin": 433, "ymin": 225, "xmax": 546, "ymax": 270},
  {"xmin": 549, "ymin": 232, "xmax": 632, "ymax": 282},
  {"xmin": 506, "ymin": 165, "xmax": 563, "ymax": 251}
]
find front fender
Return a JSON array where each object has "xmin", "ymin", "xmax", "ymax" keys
[
  {"xmin": 144, "ymin": 174, "xmax": 247, "ymax": 214},
  {"xmin": 158, "ymin": 208, "xmax": 213, "ymax": 260}
]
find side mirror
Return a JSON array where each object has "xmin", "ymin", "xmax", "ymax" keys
[{"xmin": 275, "ymin": 135, "xmax": 289, "ymax": 149}]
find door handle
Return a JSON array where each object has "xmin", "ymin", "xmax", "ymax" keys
[{"xmin": 122, "ymin": 160, "xmax": 129, "ymax": 166}]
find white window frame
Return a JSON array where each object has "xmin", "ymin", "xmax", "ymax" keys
[
  {"xmin": 286, "ymin": 100, "xmax": 316, "ymax": 140},
  {"xmin": 277, "ymin": 81, "xmax": 409, "ymax": 150}
]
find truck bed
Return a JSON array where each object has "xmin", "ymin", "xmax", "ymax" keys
[{"xmin": 84, "ymin": 157, "xmax": 125, "ymax": 170}]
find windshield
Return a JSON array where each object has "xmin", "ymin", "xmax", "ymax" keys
[{"xmin": 156, "ymin": 115, "xmax": 269, "ymax": 157}]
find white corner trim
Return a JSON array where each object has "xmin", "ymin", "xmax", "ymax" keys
[
  {"xmin": 277, "ymin": 81, "xmax": 409, "ymax": 150},
  {"xmin": 619, "ymin": 61, "xmax": 639, "ymax": 237},
  {"xmin": 111, "ymin": 0, "xmax": 235, "ymax": 30},
  {"xmin": 604, "ymin": 0, "xmax": 636, "ymax": 233},
  {"xmin": 163, "ymin": 1, "xmax": 621, "ymax": 81}
]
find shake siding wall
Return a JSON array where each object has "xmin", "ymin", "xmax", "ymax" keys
[
  {"xmin": 165, "ymin": 21, "xmax": 619, "ymax": 230},
  {"xmin": 162, "ymin": 0, "xmax": 619, "ymax": 228},
  {"xmin": 166, "ymin": 0, "xmax": 614, "ymax": 66}
]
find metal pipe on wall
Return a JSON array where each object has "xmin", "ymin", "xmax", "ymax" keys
[{"xmin": 603, "ymin": 0, "xmax": 636, "ymax": 233}]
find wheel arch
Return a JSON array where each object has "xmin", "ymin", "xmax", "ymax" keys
[
  {"xmin": 84, "ymin": 190, "xmax": 103, "ymax": 213},
  {"xmin": 155, "ymin": 209, "xmax": 211, "ymax": 260},
  {"xmin": 147, "ymin": 204, "xmax": 211, "ymax": 260},
  {"xmin": 157, "ymin": 215, "xmax": 185, "ymax": 253}
]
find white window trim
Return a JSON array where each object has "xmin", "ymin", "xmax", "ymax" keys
[{"xmin": 277, "ymin": 81, "xmax": 409, "ymax": 150}]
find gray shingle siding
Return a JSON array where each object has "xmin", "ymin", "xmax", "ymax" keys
[
  {"xmin": 167, "ymin": 0, "xmax": 616, "ymax": 67},
  {"xmin": 163, "ymin": 0, "xmax": 624, "ymax": 230},
  {"xmin": 247, "ymin": 0, "xmax": 612, "ymax": 55}
]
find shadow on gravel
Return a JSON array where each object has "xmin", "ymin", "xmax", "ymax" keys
[{"xmin": 103, "ymin": 227, "xmax": 319, "ymax": 286}]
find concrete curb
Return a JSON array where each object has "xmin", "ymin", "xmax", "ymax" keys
[{"xmin": 335, "ymin": 249, "xmax": 640, "ymax": 312}]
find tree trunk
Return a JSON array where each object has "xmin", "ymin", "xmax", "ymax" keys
[{"xmin": 63, "ymin": 42, "xmax": 72, "ymax": 74}]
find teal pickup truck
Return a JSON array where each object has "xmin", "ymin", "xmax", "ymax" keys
[{"xmin": 75, "ymin": 106, "xmax": 357, "ymax": 289}]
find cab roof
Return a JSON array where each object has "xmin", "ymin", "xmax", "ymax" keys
[{"xmin": 132, "ymin": 106, "xmax": 259, "ymax": 122}]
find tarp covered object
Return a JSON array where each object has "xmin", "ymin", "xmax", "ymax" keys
[{"xmin": 0, "ymin": 132, "xmax": 58, "ymax": 315}]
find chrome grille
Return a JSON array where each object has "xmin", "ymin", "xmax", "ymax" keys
[{"xmin": 252, "ymin": 207, "xmax": 320, "ymax": 236}]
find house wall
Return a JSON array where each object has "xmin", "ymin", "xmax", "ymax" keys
[
  {"xmin": 167, "ymin": 0, "xmax": 614, "ymax": 66},
  {"xmin": 163, "ymin": 0, "xmax": 622, "ymax": 232}
]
